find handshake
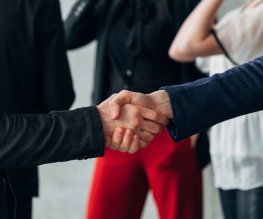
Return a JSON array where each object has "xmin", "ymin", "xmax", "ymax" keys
[{"xmin": 96, "ymin": 90, "xmax": 174, "ymax": 154}]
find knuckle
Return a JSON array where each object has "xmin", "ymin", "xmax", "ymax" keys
[
  {"xmin": 131, "ymin": 119, "xmax": 140, "ymax": 128},
  {"xmin": 109, "ymin": 94, "xmax": 117, "ymax": 103},
  {"xmin": 156, "ymin": 124, "xmax": 163, "ymax": 133},
  {"xmin": 110, "ymin": 93, "xmax": 117, "ymax": 98},
  {"xmin": 153, "ymin": 124, "xmax": 161, "ymax": 134},
  {"xmin": 132, "ymin": 107, "xmax": 140, "ymax": 115},
  {"xmin": 139, "ymin": 140, "xmax": 148, "ymax": 148},
  {"xmin": 120, "ymin": 90, "xmax": 128, "ymax": 96},
  {"xmin": 109, "ymin": 145, "xmax": 119, "ymax": 151},
  {"xmin": 152, "ymin": 111, "xmax": 159, "ymax": 121},
  {"xmin": 119, "ymin": 147, "xmax": 128, "ymax": 153},
  {"xmin": 139, "ymin": 142, "xmax": 146, "ymax": 148},
  {"xmin": 128, "ymin": 147, "xmax": 138, "ymax": 154},
  {"xmin": 147, "ymin": 134, "xmax": 155, "ymax": 142}
]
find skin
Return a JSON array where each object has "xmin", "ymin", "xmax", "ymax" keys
[
  {"xmin": 109, "ymin": 90, "xmax": 174, "ymax": 120},
  {"xmin": 168, "ymin": 0, "xmax": 224, "ymax": 62},
  {"xmin": 168, "ymin": 0, "xmax": 263, "ymax": 62},
  {"xmin": 167, "ymin": 0, "xmax": 263, "ymax": 145},
  {"xmin": 97, "ymin": 94, "xmax": 167, "ymax": 153},
  {"xmin": 108, "ymin": 90, "xmax": 202, "ymax": 150}
]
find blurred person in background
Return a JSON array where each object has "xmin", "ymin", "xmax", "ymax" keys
[
  {"xmin": 0, "ymin": 0, "xmax": 75, "ymax": 218},
  {"xmin": 64, "ymin": 0, "xmax": 209, "ymax": 218},
  {"xmin": 169, "ymin": 0, "xmax": 263, "ymax": 218}
]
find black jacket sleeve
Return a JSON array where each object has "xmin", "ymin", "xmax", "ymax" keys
[
  {"xmin": 35, "ymin": 0, "xmax": 75, "ymax": 112},
  {"xmin": 64, "ymin": 0, "xmax": 104, "ymax": 50},
  {"xmin": 0, "ymin": 107, "xmax": 105, "ymax": 169},
  {"xmin": 162, "ymin": 56, "xmax": 263, "ymax": 143}
]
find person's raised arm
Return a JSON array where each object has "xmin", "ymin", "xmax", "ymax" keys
[{"xmin": 168, "ymin": 0, "xmax": 224, "ymax": 62}]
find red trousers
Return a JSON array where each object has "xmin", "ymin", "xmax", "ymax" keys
[{"xmin": 86, "ymin": 128, "xmax": 202, "ymax": 219}]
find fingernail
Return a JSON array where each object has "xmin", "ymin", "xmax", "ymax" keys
[
  {"xmin": 133, "ymin": 135, "xmax": 139, "ymax": 141},
  {"xmin": 112, "ymin": 110, "xmax": 117, "ymax": 119},
  {"xmin": 126, "ymin": 130, "xmax": 133, "ymax": 138},
  {"xmin": 117, "ymin": 128, "xmax": 124, "ymax": 136}
]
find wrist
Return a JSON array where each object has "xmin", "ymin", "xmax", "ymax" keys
[
  {"xmin": 96, "ymin": 104, "xmax": 115, "ymax": 137},
  {"xmin": 148, "ymin": 90, "xmax": 174, "ymax": 119}
]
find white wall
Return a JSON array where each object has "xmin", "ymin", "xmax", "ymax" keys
[{"xmin": 32, "ymin": 0, "xmax": 245, "ymax": 218}]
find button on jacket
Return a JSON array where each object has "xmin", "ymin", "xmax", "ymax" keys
[{"xmin": 0, "ymin": 107, "xmax": 105, "ymax": 219}]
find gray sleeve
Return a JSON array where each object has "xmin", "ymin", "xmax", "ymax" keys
[{"xmin": 0, "ymin": 106, "xmax": 105, "ymax": 169}]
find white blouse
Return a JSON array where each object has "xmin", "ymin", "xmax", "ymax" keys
[{"xmin": 196, "ymin": 4, "xmax": 263, "ymax": 190}]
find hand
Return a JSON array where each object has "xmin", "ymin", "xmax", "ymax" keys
[
  {"xmin": 109, "ymin": 90, "xmax": 174, "ymax": 121},
  {"xmin": 105, "ymin": 128, "xmax": 143, "ymax": 154},
  {"xmin": 97, "ymin": 95, "xmax": 163, "ymax": 142}
]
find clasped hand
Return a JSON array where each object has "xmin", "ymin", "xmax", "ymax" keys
[{"xmin": 96, "ymin": 90, "xmax": 174, "ymax": 154}]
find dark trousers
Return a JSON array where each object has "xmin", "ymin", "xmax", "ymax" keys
[
  {"xmin": 15, "ymin": 197, "xmax": 32, "ymax": 219},
  {"xmin": 219, "ymin": 187, "xmax": 263, "ymax": 219}
]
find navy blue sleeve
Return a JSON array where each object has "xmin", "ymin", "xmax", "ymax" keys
[{"xmin": 162, "ymin": 56, "xmax": 263, "ymax": 143}]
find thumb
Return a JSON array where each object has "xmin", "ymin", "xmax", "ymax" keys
[{"xmin": 109, "ymin": 90, "xmax": 133, "ymax": 120}]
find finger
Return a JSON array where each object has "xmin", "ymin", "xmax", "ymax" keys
[
  {"xmin": 109, "ymin": 90, "xmax": 133, "ymax": 120},
  {"xmin": 128, "ymin": 134, "xmax": 140, "ymax": 154},
  {"xmin": 119, "ymin": 129, "xmax": 133, "ymax": 153},
  {"xmin": 139, "ymin": 106, "xmax": 168, "ymax": 126},
  {"xmin": 140, "ymin": 119, "xmax": 163, "ymax": 134},
  {"xmin": 190, "ymin": 133, "xmax": 199, "ymax": 148},
  {"xmin": 109, "ymin": 127, "xmax": 125, "ymax": 150},
  {"xmin": 105, "ymin": 136, "xmax": 112, "ymax": 147},
  {"xmin": 137, "ymin": 130, "xmax": 156, "ymax": 142},
  {"xmin": 138, "ymin": 140, "xmax": 149, "ymax": 148},
  {"xmin": 109, "ymin": 93, "xmax": 118, "ymax": 101}
]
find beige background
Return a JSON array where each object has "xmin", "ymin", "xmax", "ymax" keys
[{"xmin": 32, "ymin": 0, "xmax": 245, "ymax": 218}]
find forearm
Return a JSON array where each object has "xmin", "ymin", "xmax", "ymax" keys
[
  {"xmin": 0, "ymin": 107, "xmax": 105, "ymax": 169},
  {"xmin": 169, "ymin": 0, "xmax": 224, "ymax": 60},
  {"xmin": 163, "ymin": 56, "xmax": 263, "ymax": 142}
]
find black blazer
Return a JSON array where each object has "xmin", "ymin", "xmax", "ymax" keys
[
  {"xmin": 0, "ymin": 0, "xmax": 75, "ymax": 198},
  {"xmin": 163, "ymin": 56, "xmax": 263, "ymax": 143},
  {"xmin": 0, "ymin": 107, "xmax": 105, "ymax": 219},
  {"xmin": 64, "ymin": 0, "xmax": 204, "ymax": 105}
]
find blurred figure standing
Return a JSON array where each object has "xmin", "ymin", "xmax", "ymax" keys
[
  {"xmin": 0, "ymin": 0, "xmax": 75, "ymax": 218},
  {"xmin": 65, "ymin": 0, "xmax": 208, "ymax": 219},
  {"xmin": 169, "ymin": 0, "xmax": 263, "ymax": 218}
]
